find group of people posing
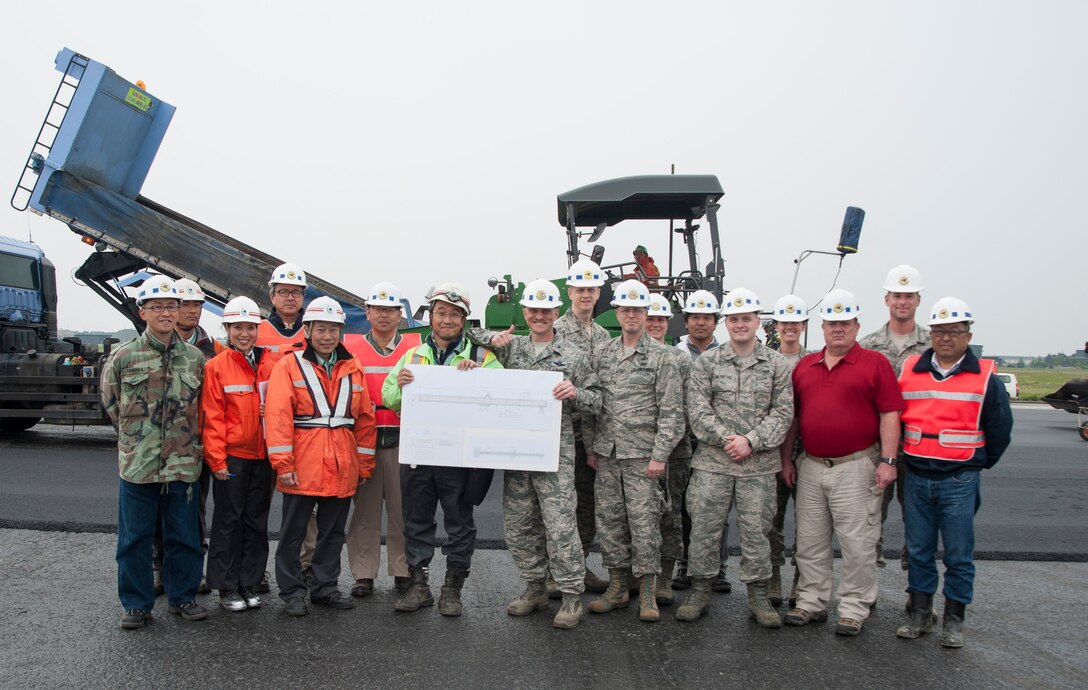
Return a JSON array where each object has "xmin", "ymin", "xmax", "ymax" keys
[{"xmin": 100, "ymin": 257, "xmax": 1010, "ymax": 649}]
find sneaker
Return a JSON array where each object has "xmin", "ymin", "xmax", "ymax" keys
[
  {"xmin": 120, "ymin": 609, "xmax": 151, "ymax": 629},
  {"xmin": 710, "ymin": 569, "xmax": 731, "ymax": 593},
  {"xmin": 239, "ymin": 586, "xmax": 261, "ymax": 609},
  {"xmin": 284, "ymin": 596, "xmax": 308, "ymax": 616},
  {"xmin": 784, "ymin": 607, "xmax": 828, "ymax": 626},
  {"xmin": 167, "ymin": 601, "xmax": 208, "ymax": 621},
  {"xmin": 254, "ymin": 572, "xmax": 271, "ymax": 594},
  {"xmin": 351, "ymin": 579, "xmax": 374, "ymax": 598},
  {"xmin": 312, "ymin": 591, "xmax": 355, "ymax": 609},
  {"xmin": 835, "ymin": 617, "xmax": 863, "ymax": 636},
  {"xmin": 219, "ymin": 590, "xmax": 247, "ymax": 612}
]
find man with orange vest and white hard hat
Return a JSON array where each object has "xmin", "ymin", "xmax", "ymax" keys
[
  {"xmin": 342, "ymin": 282, "xmax": 421, "ymax": 599},
  {"xmin": 264, "ymin": 296, "xmax": 377, "ymax": 617},
  {"xmin": 257, "ymin": 263, "xmax": 309, "ymax": 365},
  {"xmin": 894, "ymin": 297, "xmax": 1011, "ymax": 649}
]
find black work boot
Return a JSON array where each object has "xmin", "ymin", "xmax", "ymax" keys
[
  {"xmin": 394, "ymin": 566, "xmax": 434, "ymax": 612},
  {"xmin": 896, "ymin": 592, "xmax": 935, "ymax": 639},
  {"xmin": 939, "ymin": 599, "xmax": 966, "ymax": 648},
  {"xmin": 438, "ymin": 567, "xmax": 469, "ymax": 617}
]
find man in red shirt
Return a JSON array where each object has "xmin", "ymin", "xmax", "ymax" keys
[{"xmin": 780, "ymin": 289, "xmax": 903, "ymax": 636}]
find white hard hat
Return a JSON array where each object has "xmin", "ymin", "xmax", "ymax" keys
[
  {"xmin": 366, "ymin": 281, "xmax": 403, "ymax": 309},
  {"xmin": 302, "ymin": 296, "xmax": 346, "ymax": 325},
  {"xmin": 610, "ymin": 279, "xmax": 650, "ymax": 308},
  {"xmin": 566, "ymin": 258, "xmax": 606, "ymax": 288},
  {"xmin": 428, "ymin": 282, "xmax": 471, "ymax": 315},
  {"xmin": 720, "ymin": 287, "xmax": 762, "ymax": 316},
  {"xmin": 221, "ymin": 296, "xmax": 262, "ymax": 324},
  {"xmin": 647, "ymin": 293, "xmax": 673, "ymax": 318},
  {"xmin": 172, "ymin": 278, "xmax": 206, "ymax": 303},
  {"xmin": 682, "ymin": 289, "xmax": 719, "ymax": 315},
  {"xmin": 772, "ymin": 294, "xmax": 809, "ymax": 322},
  {"xmin": 928, "ymin": 296, "xmax": 974, "ymax": 326},
  {"xmin": 818, "ymin": 288, "xmax": 861, "ymax": 321},
  {"xmin": 135, "ymin": 277, "xmax": 179, "ymax": 306},
  {"xmin": 268, "ymin": 262, "xmax": 308, "ymax": 289},
  {"xmin": 882, "ymin": 264, "xmax": 924, "ymax": 293},
  {"xmin": 520, "ymin": 279, "xmax": 562, "ymax": 309}
]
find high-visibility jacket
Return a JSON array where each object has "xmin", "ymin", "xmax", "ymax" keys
[
  {"xmin": 343, "ymin": 332, "xmax": 421, "ymax": 428},
  {"xmin": 257, "ymin": 317, "xmax": 306, "ymax": 366},
  {"xmin": 264, "ymin": 344, "xmax": 376, "ymax": 498},
  {"xmin": 899, "ymin": 354, "xmax": 995, "ymax": 461},
  {"xmin": 200, "ymin": 347, "xmax": 276, "ymax": 472}
]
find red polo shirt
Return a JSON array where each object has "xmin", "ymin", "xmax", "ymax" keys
[{"xmin": 792, "ymin": 342, "xmax": 904, "ymax": 458}]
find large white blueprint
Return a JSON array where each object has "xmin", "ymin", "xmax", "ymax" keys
[{"xmin": 399, "ymin": 366, "xmax": 562, "ymax": 472}]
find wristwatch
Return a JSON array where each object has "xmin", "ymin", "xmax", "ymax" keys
[{"xmin": 879, "ymin": 456, "xmax": 898, "ymax": 466}]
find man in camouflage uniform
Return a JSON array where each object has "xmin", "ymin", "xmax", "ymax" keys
[
  {"xmin": 859, "ymin": 265, "xmax": 928, "ymax": 570},
  {"xmin": 554, "ymin": 258, "xmax": 614, "ymax": 593},
  {"xmin": 471, "ymin": 279, "xmax": 603, "ymax": 629},
  {"xmin": 100, "ymin": 278, "xmax": 208, "ymax": 629},
  {"xmin": 769, "ymin": 294, "xmax": 809, "ymax": 608},
  {"xmin": 676, "ymin": 288, "xmax": 793, "ymax": 626},
  {"xmin": 583, "ymin": 279, "xmax": 684, "ymax": 623}
]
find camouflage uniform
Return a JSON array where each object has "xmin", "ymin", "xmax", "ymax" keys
[
  {"xmin": 100, "ymin": 330, "xmax": 205, "ymax": 612},
  {"xmin": 477, "ymin": 329, "xmax": 603, "ymax": 593},
  {"xmin": 661, "ymin": 348, "xmax": 693, "ymax": 561},
  {"xmin": 583, "ymin": 332, "xmax": 684, "ymax": 577},
  {"xmin": 685, "ymin": 341, "xmax": 793, "ymax": 584},
  {"xmin": 554, "ymin": 309, "xmax": 613, "ymax": 556},
  {"xmin": 860, "ymin": 321, "xmax": 930, "ymax": 562},
  {"xmin": 770, "ymin": 349, "xmax": 807, "ymax": 567}
]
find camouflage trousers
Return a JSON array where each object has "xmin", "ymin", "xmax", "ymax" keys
[
  {"xmin": 594, "ymin": 455, "xmax": 664, "ymax": 577},
  {"xmin": 659, "ymin": 456, "xmax": 691, "ymax": 561},
  {"xmin": 503, "ymin": 458, "xmax": 586, "ymax": 594},
  {"xmin": 686, "ymin": 470, "xmax": 776, "ymax": 583}
]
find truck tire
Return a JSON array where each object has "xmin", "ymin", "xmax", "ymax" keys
[{"xmin": 0, "ymin": 417, "xmax": 40, "ymax": 433}]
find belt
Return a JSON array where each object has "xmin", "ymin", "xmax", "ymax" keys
[{"xmin": 806, "ymin": 444, "xmax": 878, "ymax": 468}]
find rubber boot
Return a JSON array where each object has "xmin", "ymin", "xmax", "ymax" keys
[
  {"xmin": 638, "ymin": 574, "xmax": 660, "ymax": 622},
  {"xmin": 747, "ymin": 580, "xmax": 783, "ymax": 628},
  {"xmin": 656, "ymin": 559, "xmax": 676, "ymax": 606},
  {"xmin": 767, "ymin": 566, "xmax": 783, "ymax": 606},
  {"xmin": 588, "ymin": 569, "xmax": 630, "ymax": 613},
  {"xmin": 788, "ymin": 568, "xmax": 799, "ymax": 608},
  {"xmin": 675, "ymin": 578, "xmax": 712, "ymax": 621},
  {"xmin": 507, "ymin": 580, "xmax": 549, "ymax": 616},
  {"xmin": 438, "ymin": 567, "xmax": 468, "ymax": 617},
  {"xmin": 939, "ymin": 599, "xmax": 966, "ymax": 648},
  {"xmin": 896, "ymin": 592, "xmax": 935, "ymax": 639},
  {"xmin": 394, "ymin": 566, "xmax": 434, "ymax": 612},
  {"xmin": 553, "ymin": 592, "xmax": 584, "ymax": 630}
]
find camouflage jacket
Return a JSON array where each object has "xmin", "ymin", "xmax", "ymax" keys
[
  {"xmin": 583, "ymin": 332, "xmax": 684, "ymax": 462},
  {"xmin": 555, "ymin": 309, "xmax": 612, "ymax": 437},
  {"xmin": 100, "ymin": 330, "xmax": 205, "ymax": 483},
  {"xmin": 474, "ymin": 329, "xmax": 603, "ymax": 467},
  {"xmin": 688, "ymin": 340, "xmax": 794, "ymax": 476},
  {"xmin": 860, "ymin": 322, "xmax": 929, "ymax": 376},
  {"xmin": 667, "ymin": 347, "xmax": 693, "ymax": 460}
]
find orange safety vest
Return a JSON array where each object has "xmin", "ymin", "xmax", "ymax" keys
[
  {"xmin": 899, "ymin": 354, "xmax": 995, "ymax": 461},
  {"xmin": 343, "ymin": 332, "xmax": 421, "ymax": 428},
  {"xmin": 256, "ymin": 318, "xmax": 306, "ymax": 366}
]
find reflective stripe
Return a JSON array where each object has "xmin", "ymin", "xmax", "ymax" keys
[
  {"xmin": 903, "ymin": 426, "xmax": 922, "ymax": 444},
  {"xmin": 292, "ymin": 379, "xmax": 307, "ymax": 388},
  {"xmin": 352, "ymin": 384, "xmax": 365, "ymax": 392},
  {"xmin": 267, "ymin": 344, "xmax": 281, "ymax": 352},
  {"xmin": 357, "ymin": 446, "xmax": 375, "ymax": 455},
  {"xmin": 939, "ymin": 429, "xmax": 986, "ymax": 447},
  {"xmin": 223, "ymin": 384, "xmax": 254, "ymax": 393},
  {"xmin": 267, "ymin": 445, "xmax": 293, "ymax": 454},
  {"xmin": 902, "ymin": 390, "xmax": 985, "ymax": 403},
  {"xmin": 292, "ymin": 351, "xmax": 356, "ymax": 429},
  {"xmin": 362, "ymin": 365, "xmax": 393, "ymax": 374}
]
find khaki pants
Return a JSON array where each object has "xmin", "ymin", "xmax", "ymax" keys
[
  {"xmin": 794, "ymin": 447, "xmax": 882, "ymax": 622},
  {"xmin": 346, "ymin": 446, "xmax": 407, "ymax": 579}
]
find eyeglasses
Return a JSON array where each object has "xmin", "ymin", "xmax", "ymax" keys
[
  {"xmin": 274, "ymin": 289, "xmax": 305, "ymax": 298},
  {"xmin": 930, "ymin": 329, "xmax": 970, "ymax": 338},
  {"xmin": 143, "ymin": 304, "xmax": 179, "ymax": 313}
]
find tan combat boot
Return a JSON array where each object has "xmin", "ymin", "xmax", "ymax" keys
[
  {"xmin": 587, "ymin": 569, "xmax": 629, "ymax": 613},
  {"xmin": 506, "ymin": 580, "xmax": 549, "ymax": 616},
  {"xmin": 747, "ymin": 580, "xmax": 783, "ymax": 628},
  {"xmin": 675, "ymin": 578, "xmax": 712, "ymax": 621},
  {"xmin": 656, "ymin": 559, "xmax": 675, "ymax": 606},
  {"xmin": 553, "ymin": 592, "xmax": 584, "ymax": 630},
  {"xmin": 638, "ymin": 574, "xmax": 660, "ymax": 622},
  {"xmin": 767, "ymin": 566, "xmax": 783, "ymax": 606}
]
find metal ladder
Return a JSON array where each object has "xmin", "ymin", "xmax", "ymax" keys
[{"xmin": 10, "ymin": 51, "xmax": 89, "ymax": 212}]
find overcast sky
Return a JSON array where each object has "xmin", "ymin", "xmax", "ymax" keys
[{"xmin": 1, "ymin": 1, "xmax": 1083, "ymax": 355}]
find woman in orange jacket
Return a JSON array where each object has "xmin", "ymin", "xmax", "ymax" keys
[{"xmin": 201, "ymin": 297, "xmax": 277, "ymax": 613}]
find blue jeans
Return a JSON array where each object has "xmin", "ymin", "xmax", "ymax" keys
[
  {"xmin": 117, "ymin": 479, "xmax": 203, "ymax": 611},
  {"xmin": 904, "ymin": 469, "xmax": 981, "ymax": 605}
]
